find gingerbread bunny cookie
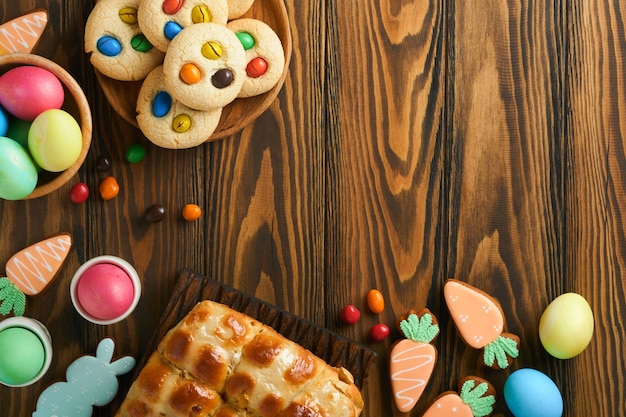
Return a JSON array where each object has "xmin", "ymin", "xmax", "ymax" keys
[{"xmin": 32, "ymin": 338, "xmax": 135, "ymax": 417}]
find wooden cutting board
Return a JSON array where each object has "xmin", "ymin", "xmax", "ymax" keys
[{"xmin": 136, "ymin": 269, "xmax": 377, "ymax": 389}]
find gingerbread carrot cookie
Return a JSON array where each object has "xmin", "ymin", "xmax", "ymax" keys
[
  {"xmin": 421, "ymin": 376, "xmax": 496, "ymax": 417},
  {"xmin": 389, "ymin": 309, "xmax": 439, "ymax": 413},
  {"xmin": 444, "ymin": 279, "xmax": 520, "ymax": 369}
]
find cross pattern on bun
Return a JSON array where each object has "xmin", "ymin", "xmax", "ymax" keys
[{"xmin": 115, "ymin": 300, "xmax": 364, "ymax": 417}]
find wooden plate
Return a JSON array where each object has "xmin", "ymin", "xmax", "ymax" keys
[
  {"xmin": 94, "ymin": 0, "xmax": 292, "ymax": 142},
  {"xmin": 137, "ymin": 270, "xmax": 377, "ymax": 389}
]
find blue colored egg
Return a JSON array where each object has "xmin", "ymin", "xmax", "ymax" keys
[{"xmin": 504, "ymin": 368, "xmax": 563, "ymax": 417}]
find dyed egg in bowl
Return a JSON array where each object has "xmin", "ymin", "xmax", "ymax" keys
[{"xmin": 0, "ymin": 53, "xmax": 92, "ymax": 200}]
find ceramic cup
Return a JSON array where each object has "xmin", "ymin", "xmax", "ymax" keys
[
  {"xmin": 70, "ymin": 255, "xmax": 141, "ymax": 325},
  {"xmin": 0, "ymin": 316, "xmax": 53, "ymax": 387}
]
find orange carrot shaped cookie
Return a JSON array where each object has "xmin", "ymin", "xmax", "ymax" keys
[
  {"xmin": 421, "ymin": 377, "xmax": 496, "ymax": 417},
  {"xmin": 0, "ymin": 233, "xmax": 72, "ymax": 316},
  {"xmin": 0, "ymin": 10, "xmax": 48, "ymax": 54},
  {"xmin": 389, "ymin": 309, "xmax": 439, "ymax": 412},
  {"xmin": 444, "ymin": 279, "xmax": 519, "ymax": 369}
]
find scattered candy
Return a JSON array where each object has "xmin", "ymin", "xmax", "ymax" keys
[
  {"xmin": 145, "ymin": 203, "xmax": 166, "ymax": 223},
  {"xmin": 32, "ymin": 338, "xmax": 135, "ymax": 417},
  {"xmin": 367, "ymin": 289, "xmax": 384, "ymax": 314},
  {"xmin": 370, "ymin": 323, "xmax": 389, "ymax": 342},
  {"xmin": 99, "ymin": 176, "xmax": 120, "ymax": 200},
  {"xmin": 96, "ymin": 154, "xmax": 112, "ymax": 171},
  {"xmin": 182, "ymin": 203, "xmax": 202, "ymax": 221},
  {"xmin": 70, "ymin": 182, "xmax": 89, "ymax": 204},
  {"xmin": 390, "ymin": 309, "xmax": 439, "ymax": 412},
  {"xmin": 28, "ymin": 109, "xmax": 83, "ymax": 172},
  {"xmin": 339, "ymin": 305, "xmax": 360, "ymax": 324},
  {"xmin": 125, "ymin": 142, "xmax": 146, "ymax": 163},
  {"xmin": 539, "ymin": 292, "xmax": 594, "ymax": 359},
  {"xmin": 0, "ymin": 65, "xmax": 64, "ymax": 121},
  {"xmin": 503, "ymin": 369, "xmax": 563, "ymax": 417}
]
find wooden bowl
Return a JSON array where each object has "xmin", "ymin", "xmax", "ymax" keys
[
  {"xmin": 94, "ymin": 0, "xmax": 292, "ymax": 142},
  {"xmin": 0, "ymin": 53, "xmax": 92, "ymax": 199}
]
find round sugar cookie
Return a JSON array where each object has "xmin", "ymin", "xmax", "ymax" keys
[
  {"xmin": 163, "ymin": 23, "xmax": 246, "ymax": 111},
  {"xmin": 137, "ymin": 66, "xmax": 222, "ymax": 149},
  {"xmin": 227, "ymin": 0, "xmax": 255, "ymax": 20},
  {"xmin": 85, "ymin": 0, "xmax": 164, "ymax": 81},
  {"xmin": 137, "ymin": 0, "xmax": 229, "ymax": 52},
  {"xmin": 227, "ymin": 18, "xmax": 285, "ymax": 98}
]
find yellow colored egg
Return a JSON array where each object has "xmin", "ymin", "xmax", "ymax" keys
[
  {"xmin": 28, "ymin": 109, "xmax": 82, "ymax": 172},
  {"xmin": 539, "ymin": 292, "xmax": 594, "ymax": 359}
]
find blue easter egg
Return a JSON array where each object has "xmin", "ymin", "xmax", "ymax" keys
[{"xmin": 504, "ymin": 368, "xmax": 563, "ymax": 417}]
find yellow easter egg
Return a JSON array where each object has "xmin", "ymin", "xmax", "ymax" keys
[{"xmin": 539, "ymin": 292, "xmax": 594, "ymax": 359}]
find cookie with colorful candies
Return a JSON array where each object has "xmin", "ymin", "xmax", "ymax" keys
[
  {"xmin": 137, "ymin": 65, "xmax": 222, "ymax": 149},
  {"xmin": 137, "ymin": 0, "xmax": 229, "ymax": 52},
  {"xmin": 228, "ymin": 18, "xmax": 286, "ymax": 98},
  {"xmin": 163, "ymin": 22, "xmax": 247, "ymax": 111},
  {"xmin": 84, "ymin": 0, "xmax": 164, "ymax": 81}
]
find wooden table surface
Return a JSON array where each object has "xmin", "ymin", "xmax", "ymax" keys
[{"xmin": 1, "ymin": 1, "xmax": 625, "ymax": 416}]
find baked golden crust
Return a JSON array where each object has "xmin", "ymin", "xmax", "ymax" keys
[{"xmin": 116, "ymin": 300, "xmax": 363, "ymax": 417}]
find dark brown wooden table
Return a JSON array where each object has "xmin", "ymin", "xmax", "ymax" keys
[{"xmin": 1, "ymin": 1, "xmax": 625, "ymax": 416}]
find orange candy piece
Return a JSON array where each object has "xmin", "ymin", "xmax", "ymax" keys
[
  {"xmin": 180, "ymin": 63, "xmax": 201, "ymax": 84},
  {"xmin": 182, "ymin": 204, "xmax": 202, "ymax": 221},
  {"xmin": 367, "ymin": 289, "xmax": 384, "ymax": 313},
  {"xmin": 99, "ymin": 176, "xmax": 120, "ymax": 200}
]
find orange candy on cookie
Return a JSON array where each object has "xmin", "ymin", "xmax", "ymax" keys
[
  {"xmin": 389, "ymin": 309, "xmax": 439, "ymax": 413},
  {"xmin": 444, "ymin": 279, "xmax": 520, "ymax": 369}
]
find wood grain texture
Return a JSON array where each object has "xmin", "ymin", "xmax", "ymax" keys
[{"xmin": 0, "ymin": 0, "xmax": 625, "ymax": 416}]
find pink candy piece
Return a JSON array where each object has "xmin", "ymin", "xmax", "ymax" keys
[
  {"xmin": 75, "ymin": 263, "xmax": 135, "ymax": 321},
  {"xmin": 0, "ymin": 66, "xmax": 65, "ymax": 121}
]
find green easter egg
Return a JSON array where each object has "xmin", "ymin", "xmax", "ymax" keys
[{"xmin": 0, "ymin": 327, "xmax": 45, "ymax": 385}]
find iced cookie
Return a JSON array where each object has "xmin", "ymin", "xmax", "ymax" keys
[
  {"xmin": 227, "ymin": 18, "xmax": 285, "ymax": 98},
  {"xmin": 85, "ymin": 0, "xmax": 164, "ymax": 81},
  {"xmin": 137, "ymin": 66, "xmax": 222, "ymax": 148},
  {"xmin": 421, "ymin": 377, "xmax": 496, "ymax": 417},
  {"xmin": 163, "ymin": 23, "xmax": 246, "ymax": 111},
  {"xmin": 390, "ymin": 309, "xmax": 439, "ymax": 413},
  {"xmin": 227, "ymin": 0, "xmax": 255, "ymax": 20},
  {"xmin": 444, "ymin": 279, "xmax": 520, "ymax": 370},
  {"xmin": 137, "ymin": 0, "xmax": 229, "ymax": 52}
]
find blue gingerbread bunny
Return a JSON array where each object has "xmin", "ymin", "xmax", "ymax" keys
[{"xmin": 32, "ymin": 338, "xmax": 135, "ymax": 417}]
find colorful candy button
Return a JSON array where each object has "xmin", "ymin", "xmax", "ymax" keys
[
  {"xmin": 191, "ymin": 5, "xmax": 212, "ymax": 23},
  {"xmin": 70, "ymin": 182, "xmax": 89, "ymax": 204},
  {"xmin": 97, "ymin": 35, "xmax": 122, "ymax": 57},
  {"xmin": 164, "ymin": 21, "xmax": 183, "ymax": 40},
  {"xmin": 162, "ymin": 0, "xmax": 184, "ymax": 15},
  {"xmin": 202, "ymin": 41, "xmax": 223, "ymax": 60},
  {"xmin": 152, "ymin": 91, "xmax": 172, "ymax": 117},
  {"xmin": 99, "ymin": 176, "xmax": 120, "ymax": 200},
  {"xmin": 236, "ymin": 31, "xmax": 255, "ymax": 50},
  {"xmin": 118, "ymin": 7, "xmax": 138, "ymax": 24},
  {"xmin": 182, "ymin": 203, "xmax": 202, "ymax": 221},
  {"xmin": 180, "ymin": 63, "xmax": 202, "ymax": 84},
  {"xmin": 125, "ymin": 142, "xmax": 146, "ymax": 163},
  {"xmin": 172, "ymin": 114, "xmax": 192, "ymax": 132},
  {"xmin": 131, "ymin": 34, "xmax": 154, "ymax": 52},
  {"xmin": 367, "ymin": 289, "xmax": 384, "ymax": 313},
  {"xmin": 212, "ymin": 68, "xmax": 234, "ymax": 88},
  {"xmin": 246, "ymin": 57, "xmax": 268, "ymax": 78}
]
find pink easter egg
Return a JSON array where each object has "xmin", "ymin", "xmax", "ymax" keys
[
  {"xmin": 75, "ymin": 263, "xmax": 135, "ymax": 321},
  {"xmin": 0, "ymin": 66, "xmax": 65, "ymax": 121}
]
